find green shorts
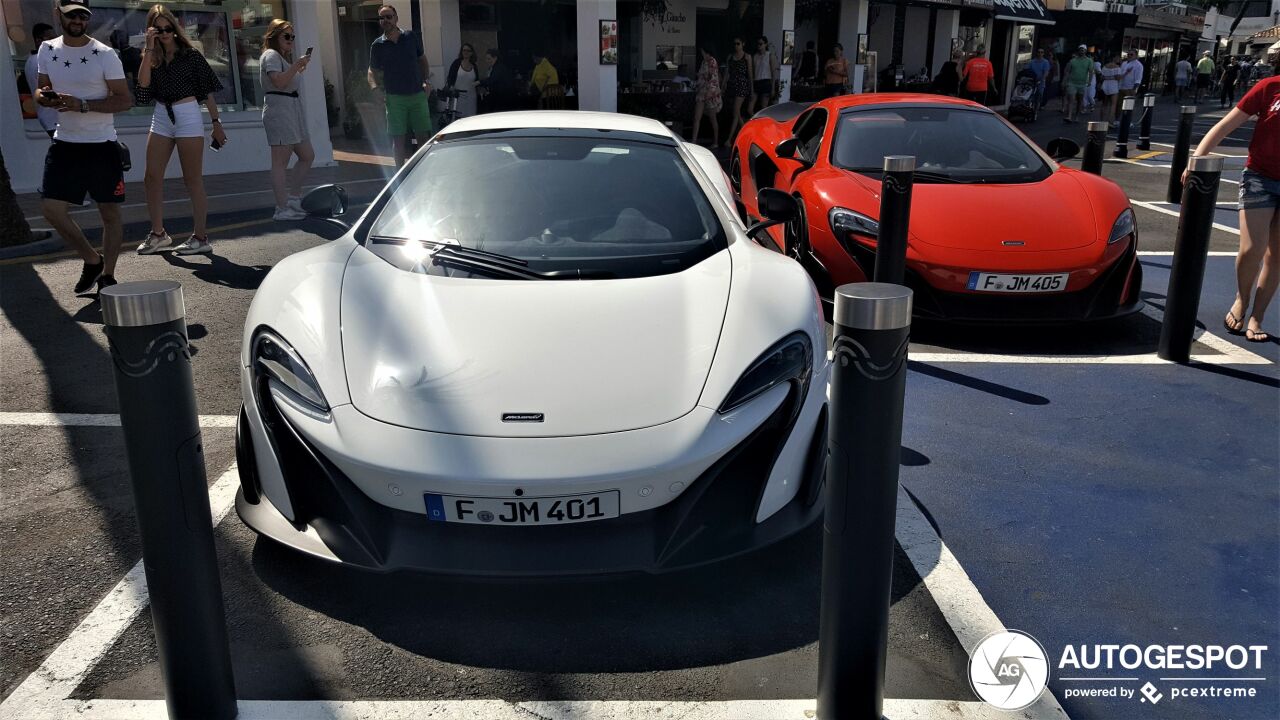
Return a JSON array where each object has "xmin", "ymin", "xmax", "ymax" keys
[{"xmin": 385, "ymin": 92, "xmax": 433, "ymax": 136}]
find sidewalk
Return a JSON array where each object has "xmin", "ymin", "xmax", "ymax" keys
[
  {"xmin": 7, "ymin": 144, "xmax": 395, "ymax": 260},
  {"xmin": 1011, "ymin": 90, "xmax": 1231, "ymax": 150}
]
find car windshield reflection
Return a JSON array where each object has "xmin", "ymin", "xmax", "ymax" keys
[
  {"xmin": 365, "ymin": 135, "xmax": 726, "ymax": 279},
  {"xmin": 832, "ymin": 107, "xmax": 1052, "ymax": 184}
]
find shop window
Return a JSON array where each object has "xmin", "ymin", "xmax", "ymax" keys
[{"xmin": 8, "ymin": 0, "xmax": 287, "ymax": 118}]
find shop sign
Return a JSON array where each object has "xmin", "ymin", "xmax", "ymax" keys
[
  {"xmin": 964, "ymin": 0, "xmax": 996, "ymax": 8},
  {"xmin": 1136, "ymin": 7, "xmax": 1204, "ymax": 33}
]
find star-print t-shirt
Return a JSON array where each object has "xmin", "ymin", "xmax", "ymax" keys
[{"xmin": 37, "ymin": 36, "xmax": 124, "ymax": 143}]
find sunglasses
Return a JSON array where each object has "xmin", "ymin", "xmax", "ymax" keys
[
  {"xmin": 154, "ymin": 25, "xmax": 177, "ymax": 34},
  {"xmin": 378, "ymin": 15, "xmax": 395, "ymax": 21},
  {"xmin": 282, "ymin": 33, "xmax": 295, "ymax": 41},
  {"xmin": 66, "ymin": 11, "xmax": 90, "ymax": 20}
]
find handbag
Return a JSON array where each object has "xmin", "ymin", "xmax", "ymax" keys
[{"xmin": 116, "ymin": 140, "xmax": 131, "ymax": 172}]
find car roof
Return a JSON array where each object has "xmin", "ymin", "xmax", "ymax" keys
[
  {"xmin": 814, "ymin": 93, "xmax": 990, "ymax": 112},
  {"xmin": 437, "ymin": 111, "xmax": 677, "ymax": 140}
]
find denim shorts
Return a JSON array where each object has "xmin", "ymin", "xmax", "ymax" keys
[{"xmin": 1239, "ymin": 169, "xmax": 1280, "ymax": 210}]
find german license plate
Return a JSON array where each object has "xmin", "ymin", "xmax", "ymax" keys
[
  {"xmin": 967, "ymin": 272, "xmax": 1068, "ymax": 293},
  {"xmin": 424, "ymin": 490, "xmax": 620, "ymax": 526}
]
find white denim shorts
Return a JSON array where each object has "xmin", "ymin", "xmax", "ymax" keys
[{"xmin": 149, "ymin": 100, "xmax": 204, "ymax": 138}]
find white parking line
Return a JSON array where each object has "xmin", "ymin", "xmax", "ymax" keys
[
  {"xmin": 0, "ymin": 465, "xmax": 243, "ymax": 719},
  {"xmin": 1130, "ymin": 200, "xmax": 1240, "ymax": 235},
  {"xmin": 0, "ymin": 412, "xmax": 236, "ymax": 427},
  {"xmin": 0, "ymin": 467, "xmax": 1067, "ymax": 720}
]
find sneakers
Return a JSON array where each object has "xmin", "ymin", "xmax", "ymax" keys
[
  {"xmin": 287, "ymin": 196, "xmax": 305, "ymax": 213},
  {"xmin": 74, "ymin": 253, "xmax": 104, "ymax": 293},
  {"xmin": 273, "ymin": 206, "xmax": 307, "ymax": 221},
  {"xmin": 174, "ymin": 235, "xmax": 213, "ymax": 255},
  {"xmin": 137, "ymin": 230, "xmax": 173, "ymax": 255},
  {"xmin": 96, "ymin": 274, "xmax": 117, "ymax": 293}
]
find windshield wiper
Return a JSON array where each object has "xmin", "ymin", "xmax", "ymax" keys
[
  {"xmin": 911, "ymin": 170, "xmax": 967, "ymax": 184},
  {"xmin": 370, "ymin": 235, "xmax": 531, "ymax": 268},
  {"xmin": 370, "ymin": 235, "xmax": 613, "ymax": 279}
]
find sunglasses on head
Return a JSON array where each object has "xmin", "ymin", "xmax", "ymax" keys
[{"xmin": 154, "ymin": 25, "xmax": 176, "ymax": 33}]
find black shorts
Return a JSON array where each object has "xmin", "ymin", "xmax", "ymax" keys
[
  {"xmin": 753, "ymin": 79, "xmax": 773, "ymax": 96},
  {"xmin": 1196, "ymin": 74, "xmax": 1211, "ymax": 89},
  {"xmin": 41, "ymin": 140, "xmax": 125, "ymax": 205}
]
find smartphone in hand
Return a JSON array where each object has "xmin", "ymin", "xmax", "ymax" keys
[
  {"xmin": 40, "ymin": 90, "xmax": 60, "ymax": 100},
  {"xmin": 210, "ymin": 137, "xmax": 223, "ymax": 152},
  {"xmin": 305, "ymin": 47, "xmax": 313, "ymax": 57}
]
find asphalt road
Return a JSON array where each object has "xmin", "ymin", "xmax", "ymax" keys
[{"xmin": 1, "ymin": 105, "xmax": 1276, "ymax": 720}]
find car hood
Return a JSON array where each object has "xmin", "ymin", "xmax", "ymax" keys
[
  {"xmin": 339, "ymin": 247, "xmax": 731, "ymax": 437},
  {"xmin": 843, "ymin": 169, "xmax": 1101, "ymax": 252}
]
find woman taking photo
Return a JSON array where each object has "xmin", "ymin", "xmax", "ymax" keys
[
  {"xmin": 445, "ymin": 43, "xmax": 479, "ymax": 119},
  {"xmin": 135, "ymin": 3, "xmax": 225, "ymax": 255},
  {"xmin": 259, "ymin": 18, "xmax": 313, "ymax": 221},
  {"xmin": 1099, "ymin": 54, "xmax": 1123, "ymax": 126},
  {"xmin": 690, "ymin": 47, "xmax": 721, "ymax": 147},
  {"xmin": 721, "ymin": 37, "xmax": 753, "ymax": 148}
]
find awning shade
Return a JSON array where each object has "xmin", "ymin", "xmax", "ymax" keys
[{"xmin": 993, "ymin": 0, "xmax": 1055, "ymax": 25}]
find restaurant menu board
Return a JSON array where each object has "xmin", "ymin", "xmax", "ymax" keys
[{"xmin": 601, "ymin": 20, "xmax": 618, "ymax": 65}]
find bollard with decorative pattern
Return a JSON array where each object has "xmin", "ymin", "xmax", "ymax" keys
[
  {"xmin": 1137, "ymin": 93, "xmax": 1156, "ymax": 151},
  {"xmin": 874, "ymin": 156, "xmax": 915, "ymax": 285},
  {"xmin": 1159, "ymin": 155, "xmax": 1223, "ymax": 363},
  {"xmin": 1084, "ymin": 121, "xmax": 1108, "ymax": 175},
  {"xmin": 1167, "ymin": 106, "xmax": 1197, "ymax": 205},
  {"xmin": 101, "ymin": 281, "xmax": 237, "ymax": 720},
  {"xmin": 1114, "ymin": 95, "xmax": 1136, "ymax": 159},
  {"xmin": 817, "ymin": 282, "xmax": 913, "ymax": 720}
]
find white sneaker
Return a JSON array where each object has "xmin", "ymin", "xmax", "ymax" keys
[
  {"xmin": 137, "ymin": 230, "xmax": 173, "ymax": 255},
  {"xmin": 287, "ymin": 196, "xmax": 305, "ymax": 213},
  {"xmin": 174, "ymin": 236, "xmax": 212, "ymax": 255},
  {"xmin": 273, "ymin": 206, "xmax": 307, "ymax": 221}
]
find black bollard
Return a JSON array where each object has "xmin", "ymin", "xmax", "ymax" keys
[
  {"xmin": 818, "ymin": 282, "xmax": 913, "ymax": 720},
  {"xmin": 1137, "ymin": 93, "xmax": 1156, "ymax": 150},
  {"xmin": 1167, "ymin": 105, "xmax": 1197, "ymax": 204},
  {"xmin": 874, "ymin": 155, "xmax": 915, "ymax": 285},
  {"xmin": 1158, "ymin": 155, "xmax": 1223, "ymax": 363},
  {"xmin": 101, "ymin": 281, "xmax": 238, "ymax": 720},
  {"xmin": 1083, "ymin": 121, "xmax": 1108, "ymax": 175},
  {"xmin": 1114, "ymin": 95, "xmax": 1136, "ymax": 159}
]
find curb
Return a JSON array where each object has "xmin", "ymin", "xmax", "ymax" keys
[{"xmin": 0, "ymin": 236, "xmax": 66, "ymax": 261}]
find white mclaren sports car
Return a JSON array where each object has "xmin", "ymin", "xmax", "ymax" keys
[{"xmin": 236, "ymin": 111, "xmax": 831, "ymax": 575}]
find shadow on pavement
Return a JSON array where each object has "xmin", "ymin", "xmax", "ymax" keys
[
  {"xmin": 909, "ymin": 361, "xmax": 1050, "ymax": 405},
  {"xmin": 162, "ymin": 252, "xmax": 271, "ymax": 291}
]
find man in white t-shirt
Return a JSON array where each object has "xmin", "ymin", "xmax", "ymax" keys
[
  {"xmin": 24, "ymin": 23, "xmax": 58, "ymax": 137},
  {"xmin": 34, "ymin": 0, "xmax": 134, "ymax": 294},
  {"xmin": 1174, "ymin": 54, "xmax": 1193, "ymax": 102},
  {"xmin": 1119, "ymin": 52, "xmax": 1143, "ymax": 99}
]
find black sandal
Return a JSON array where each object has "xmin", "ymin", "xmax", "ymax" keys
[{"xmin": 1223, "ymin": 310, "xmax": 1245, "ymax": 336}]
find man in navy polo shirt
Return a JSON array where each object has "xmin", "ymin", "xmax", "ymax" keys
[{"xmin": 367, "ymin": 4, "xmax": 433, "ymax": 167}]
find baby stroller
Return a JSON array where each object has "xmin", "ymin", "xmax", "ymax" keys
[{"xmin": 1007, "ymin": 68, "xmax": 1040, "ymax": 123}]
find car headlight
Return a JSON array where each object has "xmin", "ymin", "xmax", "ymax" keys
[
  {"xmin": 1108, "ymin": 208, "xmax": 1136, "ymax": 245},
  {"xmin": 719, "ymin": 332, "xmax": 813, "ymax": 414},
  {"xmin": 830, "ymin": 207, "xmax": 879, "ymax": 239},
  {"xmin": 251, "ymin": 328, "xmax": 328, "ymax": 413}
]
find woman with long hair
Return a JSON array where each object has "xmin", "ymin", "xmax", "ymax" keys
[
  {"xmin": 721, "ymin": 37, "xmax": 753, "ymax": 148},
  {"xmin": 690, "ymin": 46, "xmax": 721, "ymax": 146},
  {"xmin": 259, "ymin": 18, "xmax": 313, "ymax": 221},
  {"xmin": 135, "ymin": 3, "xmax": 225, "ymax": 255},
  {"xmin": 445, "ymin": 43, "xmax": 479, "ymax": 119},
  {"xmin": 824, "ymin": 43, "xmax": 850, "ymax": 97}
]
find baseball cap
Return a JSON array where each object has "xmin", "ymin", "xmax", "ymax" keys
[
  {"xmin": 58, "ymin": 0, "xmax": 91, "ymax": 16},
  {"xmin": 1077, "ymin": 44, "xmax": 1088, "ymax": 51}
]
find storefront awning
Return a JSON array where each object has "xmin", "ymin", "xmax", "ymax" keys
[{"xmin": 992, "ymin": 0, "xmax": 1054, "ymax": 25}]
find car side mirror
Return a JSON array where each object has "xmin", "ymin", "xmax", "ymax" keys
[
  {"xmin": 776, "ymin": 137, "xmax": 811, "ymax": 167},
  {"xmin": 745, "ymin": 189, "xmax": 798, "ymax": 246},
  {"xmin": 1046, "ymin": 138, "xmax": 1080, "ymax": 161},
  {"xmin": 301, "ymin": 184, "xmax": 349, "ymax": 218}
]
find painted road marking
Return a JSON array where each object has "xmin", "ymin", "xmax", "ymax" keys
[
  {"xmin": 0, "ymin": 465, "xmax": 243, "ymax": 719},
  {"xmin": 1131, "ymin": 200, "xmax": 1239, "ymax": 235},
  {"xmin": 1131, "ymin": 150, "xmax": 1165, "ymax": 160},
  {"xmin": 0, "ymin": 469, "xmax": 1067, "ymax": 720},
  {"xmin": 0, "ymin": 412, "xmax": 236, "ymax": 427},
  {"xmin": 333, "ymin": 150, "xmax": 398, "ymax": 168}
]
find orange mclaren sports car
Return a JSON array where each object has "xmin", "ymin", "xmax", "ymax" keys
[{"xmin": 731, "ymin": 94, "xmax": 1142, "ymax": 323}]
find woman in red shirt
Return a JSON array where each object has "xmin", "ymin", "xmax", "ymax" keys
[{"xmin": 1185, "ymin": 76, "xmax": 1279, "ymax": 342}]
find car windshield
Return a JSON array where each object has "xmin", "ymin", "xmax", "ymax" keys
[
  {"xmin": 831, "ymin": 107, "xmax": 1051, "ymax": 183},
  {"xmin": 364, "ymin": 134, "xmax": 726, "ymax": 279}
]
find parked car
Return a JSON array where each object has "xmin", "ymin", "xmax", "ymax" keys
[
  {"xmin": 237, "ymin": 111, "xmax": 830, "ymax": 575},
  {"xmin": 731, "ymin": 94, "xmax": 1143, "ymax": 323}
]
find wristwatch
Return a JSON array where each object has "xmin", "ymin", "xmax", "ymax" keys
[
  {"xmin": 79, "ymin": 99, "xmax": 88, "ymax": 113},
  {"xmin": 211, "ymin": 118, "xmax": 222, "ymax": 124}
]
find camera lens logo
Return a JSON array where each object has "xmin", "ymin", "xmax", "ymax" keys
[{"xmin": 968, "ymin": 630, "xmax": 1050, "ymax": 711}]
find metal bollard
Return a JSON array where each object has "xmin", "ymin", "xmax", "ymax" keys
[
  {"xmin": 1137, "ymin": 93, "xmax": 1156, "ymax": 150},
  {"xmin": 1083, "ymin": 121, "xmax": 1108, "ymax": 175},
  {"xmin": 1167, "ymin": 106, "xmax": 1197, "ymax": 204},
  {"xmin": 1114, "ymin": 95, "xmax": 1136, "ymax": 159},
  {"xmin": 1158, "ymin": 155, "xmax": 1223, "ymax": 363},
  {"xmin": 874, "ymin": 156, "xmax": 915, "ymax": 285},
  {"xmin": 818, "ymin": 283, "xmax": 913, "ymax": 720},
  {"xmin": 101, "ymin": 281, "xmax": 237, "ymax": 720}
]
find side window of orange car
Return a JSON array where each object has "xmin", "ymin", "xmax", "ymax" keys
[{"xmin": 793, "ymin": 109, "xmax": 828, "ymax": 163}]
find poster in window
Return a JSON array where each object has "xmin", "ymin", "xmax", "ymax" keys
[
  {"xmin": 600, "ymin": 20, "xmax": 618, "ymax": 65},
  {"xmin": 782, "ymin": 30, "xmax": 795, "ymax": 65},
  {"xmin": 856, "ymin": 33, "xmax": 868, "ymax": 65}
]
